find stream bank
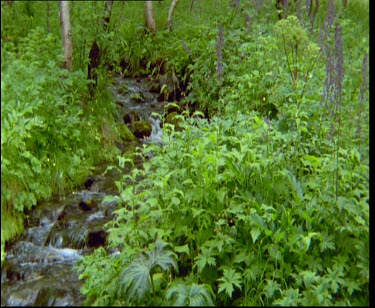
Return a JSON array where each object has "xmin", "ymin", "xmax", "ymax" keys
[{"xmin": 1, "ymin": 75, "xmax": 170, "ymax": 306}]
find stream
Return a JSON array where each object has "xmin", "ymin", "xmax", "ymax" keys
[{"xmin": 1, "ymin": 75, "xmax": 166, "ymax": 306}]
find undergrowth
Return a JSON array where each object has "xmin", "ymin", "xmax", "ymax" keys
[
  {"xmin": 76, "ymin": 110, "xmax": 368, "ymax": 305},
  {"xmin": 75, "ymin": 1, "xmax": 368, "ymax": 306},
  {"xmin": 1, "ymin": 1, "xmax": 368, "ymax": 305}
]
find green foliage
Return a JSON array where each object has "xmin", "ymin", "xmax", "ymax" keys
[
  {"xmin": 274, "ymin": 16, "xmax": 320, "ymax": 90},
  {"xmin": 77, "ymin": 6, "xmax": 368, "ymax": 297},
  {"xmin": 1, "ymin": 24, "xmax": 123, "ymax": 259},
  {"xmin": 166, "ymin": 282, "xmax": 215, "ymax": 306},
  {"xmin": 217, "ymin": 268, "xmax": 242, "ymax": 299},
  {"xmin": 118, "ymin": 239, "xmax": 178, "ymax": 305},
  {"xmin": 2, "ymin": 0, "xmax": 368, "ymax": 305},
  {"xmin": 78, "ymin": 108, "xmax": 368, "ymax": 305}
]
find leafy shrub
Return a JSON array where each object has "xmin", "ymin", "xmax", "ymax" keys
[{"xmin": 77, "ymin": 110, "xmax": 368, "ymax": 305}]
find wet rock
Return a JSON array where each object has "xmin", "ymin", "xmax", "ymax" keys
[
  {"xmin": 6, "ymin": 287, "xmax": 39, "ymax": 306},
  {"xmin": 123, "ymin": 110, "xmax": 140, "ymax": 125},
  {"xmin": 88, "ymin": 230, "xmax": 107, "ymax": 248},
  {"xmin": 89, "ymin": 181, "xmax": 101, "ymax": 193},
  {"xmin": 115, "ymin": 101, "xmax": 124, "ymax": 108},
  {"xmin": 130, "ymin": 92, "xmax": 145, "ymax": 103},
  {"xmin": 118, "ymin": 84, "xmax": 129, "ymax": 95},
  {"xmin": 26, "ymin": 200, "xmax": 68, "ymax": 227},
  {"xmin": 46, "ymin": 220, "xmax": 107, "ymax": 250},
  {"xmin": 158, "ymin": 74, "xmax": 175, "ymax": 102},
  {"xmin": 79, "ymin": 199, "xmax": 99, "ymax": 211},
  {"xmin": 130, "ymin": 121, "xmax": 152, "ymax": 139},
  {"xmin": 148, "ymin": 80, "xmax": 160, "ymax": 93},
  {"xmin": 84, "ymin": 177, "xmax": 94, "ymax": 189},
  {"xmin": 24, "ymin": 224, "xmax": 53, "ymax": 246},
  {"xmin": 79, "ymin": 201, "xmax": 91, "ymax": 211},
  {"xmin": 34, "ymin": 287, "xmax": 73, "ymax": 306},
  {"xmin": 4, "ymin": 278, "xmax": 76, "ymax": 306}
]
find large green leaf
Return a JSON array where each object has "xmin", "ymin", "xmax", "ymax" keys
[
  {"xmin": 217, "ymin": 268, "xmax": 242, "ymax": 298},
  {"xmin": 119, "ymin": 239, "xmax": 178, "ymax": 304},
  {"xmin": 165, "ymin": 281, "xmax": 215, "ymax": 306}
]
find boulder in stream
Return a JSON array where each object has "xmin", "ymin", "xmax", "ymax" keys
[{"xmin": 130, "ymin": 120, "xmax": 152, "ymax": 139}]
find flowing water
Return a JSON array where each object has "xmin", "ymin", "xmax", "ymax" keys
[{"xmin": 1, "ymin": 76, "xmax": 165, "ymax": 306}]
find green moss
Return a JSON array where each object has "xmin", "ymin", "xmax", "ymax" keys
[
  {"xmin": 119, "ymin": 123, "xmax": 137, "ymax": 141},
  {"xmin": 130, "ymin": 121, "xmax": 152, "ymax": 138},
  {"xmin": 1, "ymin": 208, "xmax": 24, "ymax": 265}
]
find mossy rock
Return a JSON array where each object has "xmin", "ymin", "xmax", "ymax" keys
[
  {"xmin": 118, "ymin": 123, "xmax": 136, "ymax": 141},
  {"xmin": 130, "ymin": 121, "xmax": 152, "ymax": 139},
  {"xmin": 123, "ymin": 110, "xmax": 140, "ymax": 125}
]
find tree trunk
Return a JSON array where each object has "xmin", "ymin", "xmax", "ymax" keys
[
  {"xmin": 100, "ymin": 0, "xmax": 114, "ymax": 31},
  {"xmin": 189, "ymin": 0, "xmax": 195, "ymax": 11},
  {"xmin": 59, "ymin": 1, "xmax": 73, "ymax": 71},
  {"xmin": 88, "ymin": 41, "xmax": 100, "ymax": 98},
  {"xmin": 145, "ymin": 1, "xmax": 157, "ymax": 33},
  {"xmin": 167, "ymin": 0, "xmax": 179, "ymax": 31}
]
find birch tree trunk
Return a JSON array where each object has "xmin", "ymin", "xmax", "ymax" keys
[
  {"xmin": 167, "ymin": 0, "xmax": 179, "ymax": 31},
  {"xmin": 145, "ymin": 1, "xmax": 157, "ymax": 33},
  {"xmin": 59, "ymin": 1, "xmax": 73, "ymax": 71}
]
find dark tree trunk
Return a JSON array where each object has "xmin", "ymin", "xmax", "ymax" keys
[
  {"xmin": 88, "ymin": 41, "xmax": 100, "ymax": 98},
  {"xmin": 87, "ymin": 0, "xmax": 114, "ymax": 98}
]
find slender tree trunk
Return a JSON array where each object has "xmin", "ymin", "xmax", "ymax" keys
[
  {"xmin": 59, "ymin": 1, "xmax": 73, "ymax": 71},
  {"xmin": 145, "ymin": 1, "xmax": 157, "ymax": 33},
  {"xmin": 189, "ymin": 0, "xmax": 195, "ymax": 11},
  {"xmin": 100, "ymin": 0, "xmax": 114, "ymax": 31},
  {"xmin": 167, "ymin": 0, "xmax": 179, "ymax": 31},
  {"xmin": 88, "ymin": 41, "xmax": 100, "ymax": 98},
  {"xmin": 46, "ymin": 1, "xmax": 50, "ymax": 33}
]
